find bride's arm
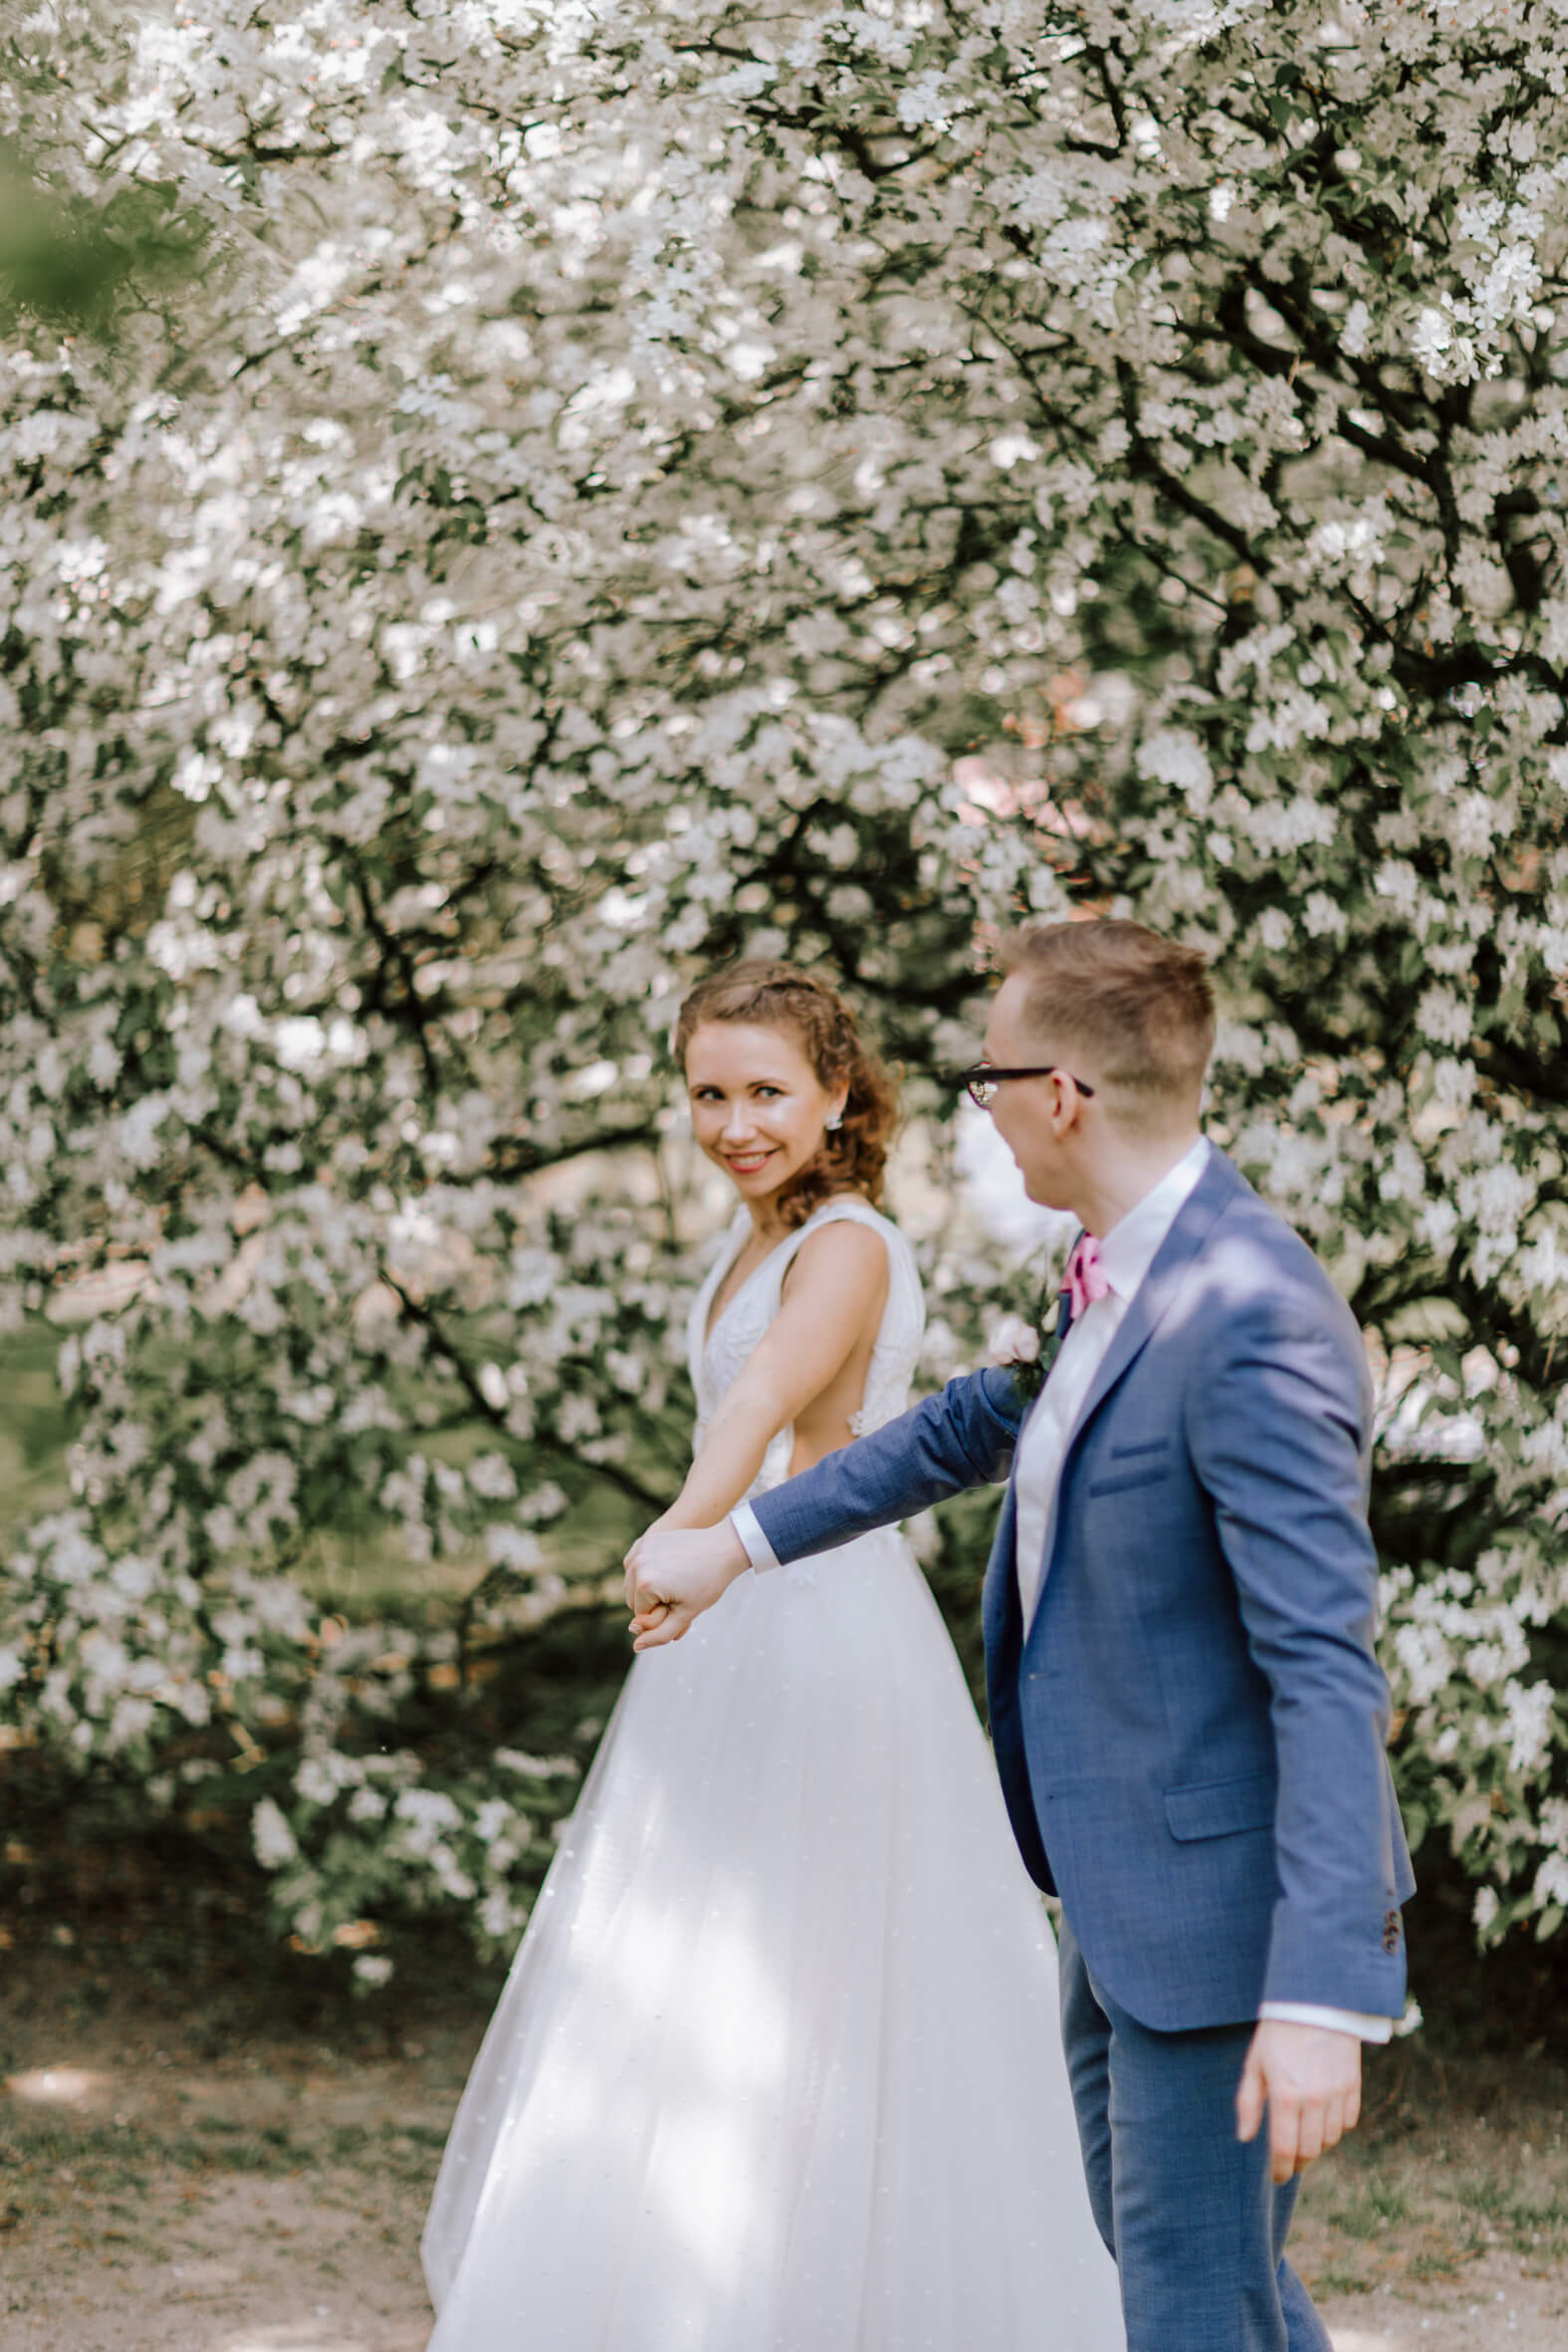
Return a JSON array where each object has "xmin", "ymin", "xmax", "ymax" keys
[
  {"xmin": 628, "ymin": 1364, "xmax": 1023, "ymax": 1647},
  {"xmin": 652, "ymin": 1220, "xmax": 889, "ymax": 1534}
]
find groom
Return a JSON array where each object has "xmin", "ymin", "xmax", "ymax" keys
[{"xmin": 626, "ymin": 917, "xmax": 1413, "ymax": 2352}]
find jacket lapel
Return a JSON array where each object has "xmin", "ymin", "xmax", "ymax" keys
[
  {"xmin": 1023, "ymin": 1147, "xmax": 1243, "ymax": 1630},
  {"xmin": 1074, "ymin": 1150, "xmax": 1239, "ymax": 1437}
]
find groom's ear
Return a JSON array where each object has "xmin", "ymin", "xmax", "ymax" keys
[{"xmin": 1045, "ymin": 1066, "xmax": 1087, "ymax": 1130}]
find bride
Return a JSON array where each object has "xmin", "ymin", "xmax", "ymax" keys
[{"xmin": 421, "ymin": 961, "xmax": 1123, "ymax": 2352}]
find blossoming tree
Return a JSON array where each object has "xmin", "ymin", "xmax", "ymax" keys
[{"xmin": 4, "ymin": 0, "xmax": 1567, "ymax": 1979}]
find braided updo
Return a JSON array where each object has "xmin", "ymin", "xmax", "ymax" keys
[{"xmin": 673, "ymin": 961, "xmax": 898, "ymax": 1230}]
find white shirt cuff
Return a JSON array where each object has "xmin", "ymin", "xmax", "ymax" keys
[
  {"xmin": 1258, "ymin": 2001, "xmax": 1394, "ymax": 2044},
  {"xmin": 730, "ymin": 1502, "xmax": 780, "ymax": 1574}
]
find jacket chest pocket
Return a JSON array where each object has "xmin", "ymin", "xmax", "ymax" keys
[{"xmin": 1085, "ymin": 1437, "xmax": 1171, "ymax": 1501}]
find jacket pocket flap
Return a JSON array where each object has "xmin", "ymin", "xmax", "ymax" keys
[
  {"xmin": 1164, "ymin": 1770, "xmax": 1275, "ymax": 1842},
  {"xmin": 1087, "ymin": 1467, "xmax": 1171, "ymax": 1499}
]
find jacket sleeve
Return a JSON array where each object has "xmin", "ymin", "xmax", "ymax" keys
[
  {"xmin": 1188, "ymin": 1294, "xmax": 1410, "ymax": 2018},
  {"xmin": 749, "ymin": 1364, "xmax": 1024, "ymax": 1568}
]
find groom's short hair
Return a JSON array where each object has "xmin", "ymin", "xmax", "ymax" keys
[{"xmin": 1000, "ymin": 919, "xmax": 1215, "ymax": 1114}]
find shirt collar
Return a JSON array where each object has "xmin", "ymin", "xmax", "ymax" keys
[{"xmin": 1094, "ymin": 1135, "xmax": 1212, "ymax": 1301}]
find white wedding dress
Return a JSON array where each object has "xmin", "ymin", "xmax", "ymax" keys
[{"xmin": 422, "ymin": 1197, "xmax": 1124, "ymax": 2352}]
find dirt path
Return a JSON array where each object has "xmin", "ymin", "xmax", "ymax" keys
[{"xmin": 3, "ymin": 1957, "xmax": 1564, "ymax": 2352}]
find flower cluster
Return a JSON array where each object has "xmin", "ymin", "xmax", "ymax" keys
[{"xmin": 3, "ymin": 1, "xmax": 1567, "ymax": 1973}]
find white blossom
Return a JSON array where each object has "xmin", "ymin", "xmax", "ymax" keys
[{"xmin": 252, "ymin": 1798, "xmax": 300, "ymax": 1870}]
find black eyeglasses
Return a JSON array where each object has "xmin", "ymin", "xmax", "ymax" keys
[{"xmin": 954, "ymin": 1064, "xmax": 1097, "ymax": 1111}]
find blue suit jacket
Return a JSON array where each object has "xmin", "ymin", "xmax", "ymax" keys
[{"xmin": 749, "ymin": 1147, "xmax": 1415, "ymax": 2032}]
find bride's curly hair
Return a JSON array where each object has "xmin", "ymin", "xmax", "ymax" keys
[{"xmin": 673, "ymin": 961, "xmax": 899, "ymax": 1230}]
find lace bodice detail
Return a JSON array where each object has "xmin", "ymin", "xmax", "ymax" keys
[{"xmin": 686, "ymin": 1197, "xmax": 925, "ymax": 1504}]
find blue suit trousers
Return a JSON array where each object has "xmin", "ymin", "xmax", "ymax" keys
[{"xmin": 1058, "ymin": 1916, "xmax": 1333, "ymax": 2352}]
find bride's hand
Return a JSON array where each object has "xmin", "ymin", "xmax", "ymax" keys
[
  {"xmin": 624, "ymin": 1521, "xmax": 750, "ymax": 1649},
  {"xmin": 622, "ymin": 1512, "xmax": 680, "ymax": 1611}
]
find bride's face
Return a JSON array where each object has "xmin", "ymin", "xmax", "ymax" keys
[{"xmin": 684, "ymin": 1021, "xmax": 848, "ymax": 1203}]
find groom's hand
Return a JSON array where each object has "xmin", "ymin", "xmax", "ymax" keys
[
  {"xmin": 1236, "ymin": 2020, "xmax": 1362, "ymax": 2184},
  {"xmin": 624, "ymin": 1520, "xmax": 750, "ymax": 1649}
]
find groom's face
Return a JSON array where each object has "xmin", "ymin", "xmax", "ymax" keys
[{"xmin": 983, "ymin": 974, "xmax": 1085, "ymax": 1208}]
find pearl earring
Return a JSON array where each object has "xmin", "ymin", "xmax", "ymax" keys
[{"xmin": 826, "ymin": 1111, "xmax": 843, "ymax": 1131}]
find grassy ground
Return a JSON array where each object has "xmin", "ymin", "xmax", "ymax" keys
[{"xmin": 1289, "ymin": 2056, "xmax": 1568, "ymax": 2347}]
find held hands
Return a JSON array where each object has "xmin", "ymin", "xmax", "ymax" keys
[
  {"xmin": 1235, "ymin": 2020, "xmax": 1362, "ymax": 2184},
  {"xmin": 624, "ymin": 1520, "xmax": 750, "ymax": 1649}
]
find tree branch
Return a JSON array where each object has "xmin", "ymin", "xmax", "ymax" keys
[{"xmin": 382, "ymin": 1274, "xmax": 673, "ymax": 1518}]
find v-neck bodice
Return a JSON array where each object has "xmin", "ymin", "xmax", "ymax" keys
[
  {"xmin": 685, "ymin": 1197, "xmax": 925, "ymax": 1502},
  {"xmin": 701, "ymin": 1227, "xmax": 786, "ymax": 1353}
]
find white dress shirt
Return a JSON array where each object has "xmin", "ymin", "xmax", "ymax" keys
[{"xmin": 732, "ymin": 1133, "xmax": 1391, "ymax": 2043}]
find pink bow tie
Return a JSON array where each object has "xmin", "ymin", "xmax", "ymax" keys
[{"xmin": 1062, "ymin": 1237, "xmax": 1110, "ymax": 1320}]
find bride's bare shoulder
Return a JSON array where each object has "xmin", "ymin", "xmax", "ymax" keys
[{"xmin": 780, "ymin": 1203, "xmax": 891, "ymax": 1304}]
